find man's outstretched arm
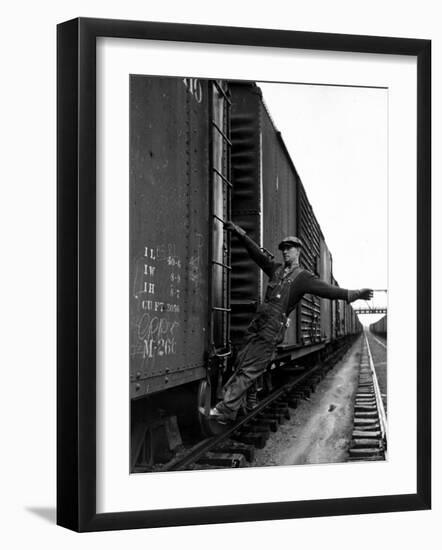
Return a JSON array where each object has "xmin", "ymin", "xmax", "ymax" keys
[
  {"xmin": 303, "ymin": 273, "xmax": 373, "ymax": 303},
  {"xmin": 224, "ymin": 221, "xmax": 276, "ymax": 277}
]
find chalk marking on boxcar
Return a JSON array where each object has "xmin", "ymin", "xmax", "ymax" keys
[
  {"xmin": 189, "ymin": 233, "xmax": 204, "ymax": 289},
  {"xmin": 135, "ymin": 312, "xmax": 180, "ymax": 359}
]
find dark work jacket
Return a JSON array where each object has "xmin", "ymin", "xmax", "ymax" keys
[{"xmin": 239, "ymin": 233, "xmax": 350, "ymax": 344}]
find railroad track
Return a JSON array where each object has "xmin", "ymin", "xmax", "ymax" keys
[
  {"xmin": 154, "ymin": 339, "xmax": 356, "ymax": 472},
  {"xmin": 347, "ymin": 333, "xmax": 387, "ymax": 461}
]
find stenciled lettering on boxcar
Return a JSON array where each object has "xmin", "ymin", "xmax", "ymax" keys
[
  {"xmin": 132, "ymin": 243, "xmax": 182, "ymax": 361},
  {"xmin": 183, "ymin": 78, "xmax": 203, "ymax": 103}
]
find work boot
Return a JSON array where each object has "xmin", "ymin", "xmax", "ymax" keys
[{"xmin": 199, "ymin": 405, "xmax": 234, "ymax": 424}]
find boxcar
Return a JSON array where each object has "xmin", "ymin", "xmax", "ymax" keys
[
  {"xmin": 370, "ymin": 315, "xmax": 387, "ymax": 337},
  {"xmin": 130, "ymin": 76, "xmax": 231, "ymax": 400}
]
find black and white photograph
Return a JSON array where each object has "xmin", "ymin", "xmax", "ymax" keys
[{"xmin": 129, "ymin": 75, "xmax": 388, "ymax": 473}]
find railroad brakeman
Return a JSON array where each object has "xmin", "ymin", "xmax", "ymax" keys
[{"xmin": 206, "ymin": 221, "xmax": 373, "ymax": 424}]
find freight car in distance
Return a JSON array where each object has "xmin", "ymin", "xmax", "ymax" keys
[
  {"xmin": 370, "ymin": 315, "xmax": 387, "ymax": 337},
  {"xmin": 130, "ymin": 76, "xmax": 362, "ymax": 471}
]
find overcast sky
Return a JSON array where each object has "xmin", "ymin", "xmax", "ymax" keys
[{"xmin": 258, "ymin": 82, "xmax": 388, "ymax": 326}]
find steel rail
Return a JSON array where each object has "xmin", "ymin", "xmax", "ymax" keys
[
  {"xmin": 164, "ymin": 363, "xmax": 322, "ymax": 472},
  {"xmin": 364, "ymin": 332, "xmax": 388, "ymax": 454}
]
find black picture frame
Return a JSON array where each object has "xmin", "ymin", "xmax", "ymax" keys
[{"xmin": 57, "ymin": 17, "xmax": 431, "ymax": 532}]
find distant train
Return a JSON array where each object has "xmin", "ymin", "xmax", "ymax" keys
[
  {"xmin": 130, "ymin": 77, "xmax": 362, "ymax": 468},
  {"xmin": 370, "ymin": 315, "xmax": 387, "ymax": 337}
]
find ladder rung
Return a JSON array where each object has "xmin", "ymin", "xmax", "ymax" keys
[
  {"xmin": 211, "ymin": 120, "xmax": 232, "ymax": 146},
  {"xmin": 212, "ymin": 307, "xmax": 232, "ymax": 312},
  {"xmin": 212, "ymin": 260, "xmax": 231, "ymax": 270},
  {"xmin": 230, "ymin": 299, "xmax": 257, "ymax": 306},
  {"xmin": 213, "ymin": 81, "xmax": 232, "ymax": 105},
  {"xmin": 213, "ymin": 168, "xmax": 233, "ymax": 188},
  {"xmin": 213, "ymin": 213, "xmax": 228, "ymax": 226}
]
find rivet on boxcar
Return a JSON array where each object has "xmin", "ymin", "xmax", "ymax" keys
[
  {"xmin": 135, "ymin": 383, "xmax": 140, "ymax": 391},
  {"xmin": 136, "ymin": 371, "xmax": 141, "ymax": 379},
  {"xmin": 164, "ymin": 377, "xmax": 169, "ymax": 384}
]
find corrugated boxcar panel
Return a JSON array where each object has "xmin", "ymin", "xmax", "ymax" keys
[
  {"xmin": 230, "ymin": 83, "xmax": 262, "ymax": 345},
  {"xmin": 344, "ymin": 305, "xmax": 349, "ymax": 334},
  {"xmin": 331, "ymin": 276, "xmax": 338, "ymax": 338},
  {"xmin": 336, "ymin": 298, "xmax": 345, "ymax": 337},
  {"xmin": 344, "ymin": 303, "xmax": 348, "ymax": 334},
  {"xmin": 320, "ymin": 239, "xmax": 332, "ymax": 341},
  {"xmin": 130, "ymin": 76, "xmax": 210, "ymax": 398},
  {"xmin": 298, "ymin": 183, "xmax": 321, "ymax": 345},
  {"xmin": 299, "ymin": 185, "xmax": 322, "ymax": 273},
  {"xmin": 260, "ymin": 103, "xmax": 298, "ymax": 347}
]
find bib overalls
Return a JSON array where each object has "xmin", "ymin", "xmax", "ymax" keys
[{"xmin": 220, "ymin": 265, "xmax": 302, "ymax": 417}]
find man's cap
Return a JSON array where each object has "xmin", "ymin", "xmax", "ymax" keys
[{"xmin": 278, "ymin": 236, "xmax": 303, "ymax": 250}]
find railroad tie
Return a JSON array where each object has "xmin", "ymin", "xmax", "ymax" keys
[{"xmin": 348, "ymin": 340, "xmax": 386, "ymax": 461}]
